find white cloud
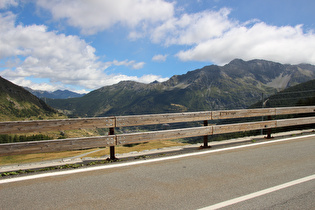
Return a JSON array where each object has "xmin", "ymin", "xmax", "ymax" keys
[
  {"xmin": 34, "ymin": 0, "xmax": 315, "ymax": 65},
  {"xmin": 0, "ymin": 12, "xmax": 162, "ymax": 92},
  {"xmin": 136, "ymin": 74, "xmax": 168, "ymax": 83},
  {"xmin": 0, "ymin": 0, "xmax": 17, "ymax": 9},
  {"xmin": 176, "ymin": 22, "xmax": 315, "ymax": 65},
  {"xmin": 131, "ymin": 62, "xmax": 145, "ymax": 70},
  {"xmin": 152, "ymin": 54, "xmax": 168, "ymax": 62},
  {"xmin": 103, "ymin": 74, "xmax": 168, "ymax": 85},
  {"xmin": 151, "ymin": 8, "xmax": 233, "ymax": 46},
  {"xmin": 11, "ymin": 77, "xmax": 64, "ymax": 92},
  {"xmin": 36, "ymin": 0, "xmax": 174, "ymax": 35},
  {"xmin": 107, "ymin": 60, "xmax": 145, "ymax": 70},
  {"xmin": 0, "ymin": 12, "xmax": 102, "ymax": 84},
  {"xmin": 149, "ymin": 7, "xmax": 315, "ymax": 65}
]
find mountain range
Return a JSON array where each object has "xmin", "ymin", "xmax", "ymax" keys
[
  {"xmin": 46, "ymin": 59, "xmax": 315, "ymax": 117},
  {"xmin": 24, "ymin": 88, "xmax": 85, "ymax": 99}
]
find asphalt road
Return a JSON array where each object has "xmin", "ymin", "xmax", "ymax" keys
[{"xmin": 1, "ymin": 134, "xmax": 314, "ymax": 209}]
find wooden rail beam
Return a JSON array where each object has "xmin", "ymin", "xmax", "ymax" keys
[
  {"xmin": 0, "ymin": 117, "xmax": 115, "ymax": 134},
  {"xmin": 213, "ymin": 121, "xmax": 277, "ymax": 135},
  {"xmin": 116, "ymin": 126, "xmax": 213, "ymax": 145},
  {"xmin": 212, "ymin": 108, "xmax": 276, "ymax": 120},
  {"xmin": 0, "ymin": 107, "xmax": 315, "ymax": 156},
  {"xmin": 0, "ymin": 107, "xmax": 314, "ymax": 134},
  {"xmin": 116, "ymin": 111, "xmax": 212, "ymax": 127},
  {"xmin": 0, "ymin": 135, "xmax": 116, "ymax": 156},
  {"xmin": 115, "ymin": 106, "xmax": 315, "ymax": 127},
  {"xmin": 115, "ymin": 116, "xmax": 315, "ymax": 146},
  {"xmin": 276, "ymin": 116, "xmax": 315, "ymax": 127},
  {"xmin": 275, "ymin": 106, "xmax": 315, "ymax": 115}
]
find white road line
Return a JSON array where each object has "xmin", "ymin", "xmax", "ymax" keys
[
  {"xmin": 0, "ymin": 134, "xmax": 314, "ymax": 184},
  {"xmin": 198, "ymin": 174, "xmax": 315, "ymax": 210}
]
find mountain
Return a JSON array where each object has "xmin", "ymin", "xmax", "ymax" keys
[
  {"xmin": 46, "ymin": 59, "xmax": 315, "ymax": 117},
  {"xmin": 250, "ymin": 79, "xmax": 315, "ymax": 108},
  {"xmin": 0, "ymin": 76, "xmax": 61, "ymax": 121},
  {"xmin": 25, "ymin": 88, "xmax": 85, "ymax": 99}
]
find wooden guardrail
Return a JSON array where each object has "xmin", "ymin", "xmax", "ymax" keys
[{"xmin": 0, "ymin": 106, "xmax": 315, "ymax": 158}]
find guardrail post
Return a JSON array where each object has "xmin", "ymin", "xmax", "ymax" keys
[
  {"xmin": 108, "ymin": 127, "xmax": 116, "ymax": 160},
  {"xmin": 201, "ymin": 120, "xmax": 211, "ymax": 148},
  {"xmin": 265, "ymin": 116, "xmax": 273, "ymax": 139}
]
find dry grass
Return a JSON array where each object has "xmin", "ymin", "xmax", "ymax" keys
[
  {"xmin": 86, "ymin": 140, "xmax": 189, "ymax": 158},
  {"xmin": 0, "ymin": 148, "xmax": 99, "ymax": 166},
  {"xmin": 0, "ymin": 140, "xmax": 189, "ymax": 166}
]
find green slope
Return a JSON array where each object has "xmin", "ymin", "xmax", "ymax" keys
[
  {"xmin": 0, "ymin": 76, "xmax": 61, "ymax": 121},
  {"xmin": 250, "ymin": 79, "xmax": 315, "ymax": 108}
]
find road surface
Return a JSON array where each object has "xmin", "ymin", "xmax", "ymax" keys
[{"xmin": 1, "ymin": 134, "xmax": 314, "ymax": 209}]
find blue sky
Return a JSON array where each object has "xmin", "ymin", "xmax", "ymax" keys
[{"xmin": 0, "ymin": 0, "xmax": 314, "ymax": 93}]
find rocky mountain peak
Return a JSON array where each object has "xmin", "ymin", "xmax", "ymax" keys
[{"xmin": 46, "ymin": 59, "xmax": 315, "ymax": 116}]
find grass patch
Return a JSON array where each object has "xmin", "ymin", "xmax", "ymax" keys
[
  {"xmin": 0, "ymin": 140, "xmax": 190, "ymax": 177},
  {"xmin": 0, "ymin": 140, "xmax": 189, "ymax": 166},
  {"xmin": 86, "ymin": 140, "xmax": 189, "ymax": 158},
  {"xmin": 0, "ymin": 148, "xmax": 99, "ymax": 166}
]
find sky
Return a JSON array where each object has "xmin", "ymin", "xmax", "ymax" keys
[{"xmin": 0, "ymin": 0, "xmax": 315, "ymax": 93}]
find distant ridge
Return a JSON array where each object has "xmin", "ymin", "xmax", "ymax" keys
[
  {"xmin": 45, "ymin": 59, "xmax": 315, "ymax": 117},
  {"xmin": 25, "ymin": 88, "xmax": 85, "ymax": 99}
]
